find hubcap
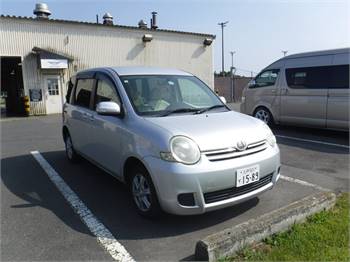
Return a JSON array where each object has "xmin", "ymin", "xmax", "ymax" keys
[
  {"xmin": 255, "ymin": 109, "xmax": 270, "ymax": 124},
  {"xmin": 65, "ymin": 136, "xmax": 73, "ymax": 159},
  {"xmin": 132, "ymin": 174, "xmax": 151, "ymax": 212}
]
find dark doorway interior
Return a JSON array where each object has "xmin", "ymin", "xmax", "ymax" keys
[{"xmin": 1, "ymin": 57, "xmax": 25, "ymax": 116}]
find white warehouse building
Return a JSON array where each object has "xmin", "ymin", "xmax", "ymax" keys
[{"xmin": 0, "ymin": 4, "xmax": 215, "ymax": 116}]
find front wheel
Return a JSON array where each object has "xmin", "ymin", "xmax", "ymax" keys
[
  {"xmin": 254, "ymin": 107, "xmax": 274, "ymax": 126},
  {"xmin": 64, "ymin": 133, "xmax": 79, "ymax": 163},
  {"xmin": 129, "ymin": 166, "xmax": 162, "ymax": 218}
]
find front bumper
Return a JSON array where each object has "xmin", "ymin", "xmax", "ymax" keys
[{"xmin": 143, "ymin": 144, "xmax": 280, "ymax": 215}]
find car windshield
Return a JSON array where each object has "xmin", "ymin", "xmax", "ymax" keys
[{"xmin": 120, "ymin": 75, "xmax": 226, "ymax": 116}]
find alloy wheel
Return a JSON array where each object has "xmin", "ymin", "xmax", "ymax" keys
[
  {"xmin": 255, "ymin": 109, "xmax": 270, "ymax": 124},
  {"xmin": 132, "ymin": 174, "xmax": 152, "ymax": 212},
  {"xmin": 65, "ymin": 136, "xmax": 74, "ymax": 160}
]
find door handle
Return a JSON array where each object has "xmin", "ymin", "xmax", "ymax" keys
[
  {"xmin": 82, "ymin": 112, "xmax": 93, "ymax": 120},
  {"xmin": 84, "ymin": 112, "xmax": 94, "ymax": 121}
]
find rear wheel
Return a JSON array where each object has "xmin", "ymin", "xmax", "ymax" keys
[
  {"xmin": 129, "ymin": 165, "xmax": 162, "ymax": 218},
  {"xmin": 64, "ymin": 132, "xmax": 79, "ymax": 163},
  {"xmin": 254, "ymin": 107, "xmax": 274, "ymax": 126}
]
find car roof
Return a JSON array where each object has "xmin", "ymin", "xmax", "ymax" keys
[
  {"xmin": 110, "ymin": 66, "xmax": 193, "ymax": 76},
  {"xmin": 75, "ymin": 66, "xmax": 193, "ymax": 79},
  {"xmin": 283, "ymin": 47, "xmax": 349, "ymax": 60}
]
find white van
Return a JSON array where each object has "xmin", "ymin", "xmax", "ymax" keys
[{"xmin": 241, "ymin": 48, "xmax": 349, "ymax": 131}]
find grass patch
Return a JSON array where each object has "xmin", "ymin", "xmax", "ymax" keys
[{"xmin": 222, "ymin": 193, "xmax": 349, "ymax": 261}]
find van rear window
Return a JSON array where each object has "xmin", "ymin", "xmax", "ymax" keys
[{"xmin": 286, "ymin": 65, "xmax": 349, "ymax": 89}]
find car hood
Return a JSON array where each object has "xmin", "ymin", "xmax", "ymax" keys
[{"xmin": 145, "ymin": 111, "xmax": 267, "ymax": 151}]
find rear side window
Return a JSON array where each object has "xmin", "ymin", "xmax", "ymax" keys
[
  {"xmin": 252, "ymin": 69, "xmax": 280, "ymax": 88},
  {"xmin": 286, "ymin": 65, "xmax": 349, "ymax": 89},
  {"xmin": 331, "ymin": 65, "xmax": 349, "ymax": 89},
  {"xmin": 74, "ymin": 79, "xmax": 94, "ymax": 108}
]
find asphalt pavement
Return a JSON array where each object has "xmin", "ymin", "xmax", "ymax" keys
[{"xmin": 1, "ymin": 110, "xmax": 348, "ymax": 261}]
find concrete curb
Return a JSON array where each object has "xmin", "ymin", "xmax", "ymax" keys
[{"xmin": 195, "ymin": 191, "xmax": 336, "ymax": 261}]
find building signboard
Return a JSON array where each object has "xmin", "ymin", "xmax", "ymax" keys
[{"xmin": 40, "ymin": 59, "xmax": 68, "ymax": 69}]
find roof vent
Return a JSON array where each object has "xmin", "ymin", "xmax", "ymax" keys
[
  {"xmin": 138, "ymin": 19, "xmax": 147, "ymax": 29},
  {"xmin": 33, "ymin": 3, "xmax": 51, "ymax": 19},
  {"xmin": 103, "ymin": 13, "xmax": 113, "ymax": 25},
  {"xmin": 150, "ymin": 11, "xmax": 158, "ymax": 29}
]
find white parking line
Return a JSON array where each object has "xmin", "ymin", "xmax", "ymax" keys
[
  {"xmin": 30, "ymin": 151, "xmax": 134, "ymax": 262},
  {"xmin": 275, "ymin": 135, "xmax": 350, "ymax": 149},
  {"xmin": 280, "ymin": 175, "xmax": 331, "ymax": 192}
]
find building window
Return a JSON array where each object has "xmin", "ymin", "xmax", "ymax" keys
[{"xmin": 47, "ymin": 78, "xmax": 59, "ymax": 95}]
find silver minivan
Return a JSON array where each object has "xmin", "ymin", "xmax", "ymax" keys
[
  {"xmin": 241, "ymin": 48, "xmax": 349, "ymax": 130},
  {"xmin": 63, "ymin": 67, "xmax": 280, "ymax": 217}
]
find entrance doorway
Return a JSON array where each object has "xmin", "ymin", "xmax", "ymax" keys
[
  {"xmin": 1, "ymin": 57, "xmax": 25, "ymax": 116},
  {"xmin": 43, "ymin": 75, "xmax": 63, "ymax": 114}
]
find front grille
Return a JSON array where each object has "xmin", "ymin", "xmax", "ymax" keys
[
  {"xmin": 203, "ymin": 140, "xmax": 267, "ymax": 162},
  {"xmin": 203, "ymin": 173, "xmax": 273, "ymax": 204}
]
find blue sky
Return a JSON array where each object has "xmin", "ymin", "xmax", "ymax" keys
[{"xmin": 1, "ymin": 0, "xmax": 349, "ymax": 76}]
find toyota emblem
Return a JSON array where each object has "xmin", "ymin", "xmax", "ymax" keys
[{"xmin": 236, "ymin": 140, "xmax": 247, "ymax": 151}]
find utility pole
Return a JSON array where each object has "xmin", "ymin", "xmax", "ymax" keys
[
  {"xmin": 230, "ymin": 51, "xmax": 236, "ymax": 69},
  {"xmin": 218, "ymin": 21, "xmax": 229, "ymax": 75},
  {"xmin": 229, "ymin": 51, "xmax": 236, "ymax": 103},
  {"xmin": 282, "ymin": 50, "xmax": 288, "ymax": 57}
]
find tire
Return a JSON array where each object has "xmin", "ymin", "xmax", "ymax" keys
[
  {"xmin": 254, "ymin": 107, "xmax": 274, "ymax": 126},
  {"xmin": 64, "ymin": 132, "xmax": 79, "ymax": 163},
  {"xmin": 129, "ymin": 165, "xmax": 162, "ymax": 218}
]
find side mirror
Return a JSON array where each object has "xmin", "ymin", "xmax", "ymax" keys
[
  {"xmin": 248, "ymin": 80, "xmax": 256, "ymax": 88},
  {"xmin": 219, "ymin": 96, "xmax": 227, "ymax": 104},
  {"xmin": 96, "ymin": 101, "xmax": 121, "ymax": 116}
]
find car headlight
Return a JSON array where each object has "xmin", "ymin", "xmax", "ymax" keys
[
  {"xmin": 160, "ymin": 136, "xmax": 201, "ymax": 165},
  {"xmin": 262, "ymin": 123, "xmax": 276, "ymax": 147}
]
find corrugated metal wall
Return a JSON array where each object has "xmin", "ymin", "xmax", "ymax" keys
[{"xmin": 0, "ymin": 17, "xmax": 214, "ymax": 115}]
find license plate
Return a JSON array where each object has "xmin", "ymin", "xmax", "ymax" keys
[{"xmin": 236, "ymin": 165, "xmax": 260, "ymax": 187}]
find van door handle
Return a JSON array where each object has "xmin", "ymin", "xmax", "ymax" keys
[{"xmin": 271, "ymin": 89, "xmax": 276, "ymax": 93}]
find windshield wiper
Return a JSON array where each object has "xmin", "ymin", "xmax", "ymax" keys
[
  {"xmin": 195, "ymin": 105, "xmax": 226, "ymax": 114},
  {"xmin": 160, "ymin": 108, "xmax": 200, "ymax": 117}
]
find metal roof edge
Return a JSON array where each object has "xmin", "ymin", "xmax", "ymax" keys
[{"xmin": 0, "ymin": 14, "xmax": 216, "ymax": 39}]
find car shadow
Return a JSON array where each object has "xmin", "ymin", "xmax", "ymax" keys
[
  {"xmin": 272, "ymin": 125, "xmax": 349, "ymax": 154},
  {"xmin": 1, "ymin": 151, "xmax": 260, "ymax": 241},
  {"xmin": 1, "ymin": 153, "xmax": 92, "ymax": 236}
]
